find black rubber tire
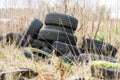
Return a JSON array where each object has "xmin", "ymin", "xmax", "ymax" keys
[
  {"xmin": 38, "ymin": 29, "xmax": 77, "ymax": 45},
  {"xmin": 81, "ymin": 38, "xmax": 117, "ymax": 57},
  {"xmin": 31, "ymin": 39, "xmax": 47, "ymax": 49},
  {"xmin": 29, "ymin": 38, "xmax": 35, "ymax": 45},
  {"xmin": 24, "ymin": 18, "xmax": 43, "ymax": 39},
  {"xmin": 0, "ymin": 68, "xmax": 38, "ymax": 79},
  {"xmin": 41, "ymin": 47, "xmax": 52, "ymax": 53},
  {"xmin": 91, "ymin": 66, "xmax": 120, "ymax": 79},
  {"xmin": 45, "ymin": 13, "xmax": 78, "ymax": 30},
  {"xmin": 45, "ymin": 25, "xmax": 74, "ymax": 34},
  {"xmin": 78, "ymin": 54, "xmax": 117, "ymax": 63},
  {"xmin": 52, "ymin": 41, "xmax": 84, "ymax": 56},
  {"xmin": 63, "ymin": 54, "xmax": 118, "ymax": 65},
  {"xmin": 6, "ymin": 32, "xmax": 28, "ymax": 46},
  {"xmin": 24, "ymin": 49, "xmax": 32, "ymax": 58}
]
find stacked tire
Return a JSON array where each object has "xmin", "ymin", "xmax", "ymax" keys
[
  {"xmin": 37, "ymin": 13, "xmax": 84, "ymax": 56},
  {"xmin": 24, "ymin": 18, "xmax": 43, "ymax": 45}
]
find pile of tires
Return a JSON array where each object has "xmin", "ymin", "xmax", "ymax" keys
[
  {"xmin": 2, "ymin": 12, "xmax": 118, "ymax": 63},
  {"xmin": 32, "ymin": 13, "xmax": 84, "ymax": 56},
  {"xmin": 0, "ymin": 12, "xmax": 118, "ymax": 80}
]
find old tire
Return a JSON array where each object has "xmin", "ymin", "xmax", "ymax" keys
[
  {"xmin": 52, "ymin": 41, "xmax": 84, "ymax": 56},
  {"xmin": 6, "ymin": 32, "xmax": 28, "ymax": 46},
  {"xmin": 31, "ymin": 39, "xmax": 47, "ymax": 49},
  {"xmin": 24, "ymin": 18, "xmax": 43, "ymax": 39},
  {"xmin": 45, "ymin": 25, "xmax": 74, "ymax": 34},
  {"xmin": 29, "ymin": 38, "xmax": 35, "ymax": 45},
  {"xmin": 81, "ymin": 38, "xmax": 117, "ymax": 57},
  {"xmin": 45, "ymin": 13, "xmax": 78, "ymax": 30},
  {"xmin": 78, "ymin": 54, "xmax": 117, "ymax": 63},
  {"xmin": 38, "ymin": 29, "xmax": 77, "ymax": 45},
  {"xmin": 24, "ymin": 49, "xmax": 32, "ymax": 58},
  {"xmin": 0, "ymin": 68, "xmax": 38, "ymax": 79}
]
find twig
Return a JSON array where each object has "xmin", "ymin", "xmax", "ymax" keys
[{"xmin": 94, "ymin": 19, "xmax": 102, "ymax": 39}]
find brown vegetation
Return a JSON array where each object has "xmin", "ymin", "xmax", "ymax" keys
[{"xmin": 0, "ymin": 0, "xmax": 120, "ymax": 79}]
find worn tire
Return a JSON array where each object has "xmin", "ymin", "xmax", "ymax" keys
[
  {"xmin": 31, "ymin": 39, "xmax": 47, "ymax": 49},
  {"xmin": 41, "ymin": 47, "xmax": 52, "ymax": 53},
  {"xmin": 52, "ymin": 41, "xmax": 84, "ymax": 56},
  {"xmin": 6, "ymin": 32, "xmax": 28, "ymax": 46},
  {"xmin": 29, "ymin": 38, "xmax": 35, "ymax": 45},
  {"xmin": 24, "ymin": 18, "xmax": 43, "ymax": 39},
  {"xmin": 38, "ymin": 29, "xmax": 77, "ymax": 45},
  {"xmin": 24, "ymin": 49, "xmax": 32, "ymax": 58},
  {"xmin": 78, "ymin": 54, "xmax": 117, "ymax": 63},
  {"xmin": 45, "ymin": 13, "xmax": 78, "ymax": 30},
  {"xmin": 81, "ymin": 38, "xmax": 117, "ymax": 57},
  {"xmin": 45, "ymin": 25, "xmax": 74, "ymax": 34},
  {"xmin": 0, "ymin": 68, "xmax": 38, "ymax": 79}
]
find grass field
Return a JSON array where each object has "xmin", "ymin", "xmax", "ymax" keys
[{"xmin": 0, "ymin": 0, "xmax": 120, "ymax": 80}]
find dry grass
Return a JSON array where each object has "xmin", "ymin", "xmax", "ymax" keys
[
  {"xmin": 0, "ymin": 44, "xmax": 89, "ymax": 80},
  {"xmin": 0, "ymin": 0, "xmax": 120, "ymax": 80}
]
